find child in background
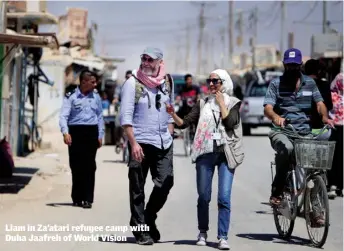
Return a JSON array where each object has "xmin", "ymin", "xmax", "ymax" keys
[{"xmin": 101, "ymin": 92, "xmax": 110, "ymax": 110}]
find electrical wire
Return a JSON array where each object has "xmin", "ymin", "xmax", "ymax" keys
[
  {"xmin": 294, "ymin": 1, "xmax": 319, "ymax": 23},
  {"xmin": 97, "ymin": 17, "xmax": 197, "ymax": 29},
  {"xmin": 293, "ymin": 20, "xmax": 343, "ymax": 25},
  {"xmin": 103, "ymin": 27, "xmax": 191, "ymax": 43},
  {"xmin": 264, "ymin": 5, "xmax": 281, "ymax": 28},
  {"xmin": 101, "ymin": 22, "xmax": 197, "ymax": 38}
]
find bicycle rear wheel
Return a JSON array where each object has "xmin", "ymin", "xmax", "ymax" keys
[
  {"xmin": 304, "ymin": 174, "xmax": 329, "ymax": 248},
  {"xmin": 183, "ymin": 128, "xmax": 191, "ymax": 156}
]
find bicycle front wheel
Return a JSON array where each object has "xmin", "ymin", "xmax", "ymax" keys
[
  {"xmin": 273, "ymin": 173, "xmax": 297, "ymax": 239},
  {"xmin": 304, "ymin": 174, "xmax": 330, "ymax": 248}
]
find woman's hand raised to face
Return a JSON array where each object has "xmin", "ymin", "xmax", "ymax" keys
[
  {"xmin": 215, "ymin": 91, "xmax": 225, "ymax": 106},
  {"xmin": 165, "ymin": 102, "xmax": 175, "ymax": 115}
]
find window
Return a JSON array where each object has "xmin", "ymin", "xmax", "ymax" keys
[{"xmin": 249, "ymin": 82, "xmax": 269, "ymax": 97}]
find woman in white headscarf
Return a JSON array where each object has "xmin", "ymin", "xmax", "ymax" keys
[{"xmin": 166, "ymin": 69, "xmax": 244, "ymax": 250}]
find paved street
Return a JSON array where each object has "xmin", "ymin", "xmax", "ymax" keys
[{"xmin": 0, "ymin": 128, "xmax": 342, "ymax": 251}]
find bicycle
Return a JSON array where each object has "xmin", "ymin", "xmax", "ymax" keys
[
  {"xmin": 270, "ymin": 119, "xmax": 336, "ymax": 248},
  {"xmin": 23, "ymin": 118, "xmax": 43, "ymax": 152},
  {"xmin": 183, "ymin": 124, "xmax": 195, "ymax": 156}
]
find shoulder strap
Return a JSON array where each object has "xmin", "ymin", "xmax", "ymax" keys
[
  {"xmin": 131, "ymin": 75, "xmax": 146, "ymax": 104},
  {"xmin": 165, "ymin": 74, "xmax": 174, "ymax": 99},
  {"xmin": 200, "ymin": 97, "xmax": 208, "ymax": 111}
]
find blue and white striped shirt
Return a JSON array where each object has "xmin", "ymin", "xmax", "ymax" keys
[
  {"xmin": 59, "ymin": 87, "xmax": 104, "ymax": 139},
  {"xmin": 120, "ymin": 75, "xmax": 174, "ymax": 150}
]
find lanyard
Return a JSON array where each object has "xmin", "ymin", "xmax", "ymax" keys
[{"xmin": 211, "ymin": 110, "xmax": 221, "ymax": 129}]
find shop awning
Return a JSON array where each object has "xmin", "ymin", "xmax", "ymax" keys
[
  {"xmin": 6, "ymin": 12, "xmax": 58, "ymax": 25},
  {"xmin": 0, "ymin": 32, "xmax": 58, "ymax": 48},
  {"xmin": 72, "ymin": 59, "xmax": 105, "ymax": 72}
]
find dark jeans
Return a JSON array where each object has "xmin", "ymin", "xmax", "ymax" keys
[
  {"xmin": 328, "ymin": 125, "xmax": 343, "ymax": 190},
  {"xmin": 128, "ymin": 143, "xmax": 174, "ymax": 238},
  {"xmin": 68, "ymin": 125, "xmax": 98, "ymax": 203},
  {"xmin": 196, "ymin": 152, "xmax": 235, "ymax": 240}
]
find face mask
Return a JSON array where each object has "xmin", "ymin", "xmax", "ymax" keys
[{"xmin": 284, "ymin": 69, "xmax": 300, "ymax": 81}]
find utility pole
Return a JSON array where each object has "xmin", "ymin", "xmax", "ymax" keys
[
  {"xmin": 191, "ymin": 2, "xmax": 215, "ymax": 75},
  {"xmin": 250, "ymin": 7, "xmax": 258, "ymax": 70},
  {"xmin": 204, "ymin": 33, "xmax": 209, "ymax": 73},
  {"xmin": 197, "ymin": 2, "xmax": 205, "ymax": 75},
  {"xmin": 175, "ymin": 37, "xmax": 181, "ymax": 72},
  {"xmin": 185, "ymin": 24, "xmax": 190, "ymax": 71},
  {"xmin": 211, "ymin": 37, "xmax": 214, "ymax": 70},
  {"xmin": 322, "ymin": 0, "xmax": 327, "ymax": 34},
  {"xmin": 280, "ymin": 1, "xmax": 285, "ymax": 52},
  {"xmin": 219, "ymin": 27, "xmax": 225, "ymax": 69},
  {"xmin": 228, "ymin": 0, "xmax": 234, "ymax": 68}
]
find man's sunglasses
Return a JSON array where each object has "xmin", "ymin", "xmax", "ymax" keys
[
  {"xmin": 206, "ymin": 78, "xmax": 223, "ymax": 85},
  {"xmin": 156, "ymin": 94, "xmax": 161, "ymax": 110},
  {"xmin": 141, "ymin": 56, "xmax": 154, "ymax": 63}
]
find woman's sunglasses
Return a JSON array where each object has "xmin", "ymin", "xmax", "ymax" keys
[
  {"xmin": 141, "ymin": 56, "xmax": 154, "ymax": 63},
  {"xmin": 206, "ymin": 78, "xmax": 223, "ymax": 85}
]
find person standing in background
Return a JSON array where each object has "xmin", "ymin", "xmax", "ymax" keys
[
  {"xmin": 328, "ymin": 73, "xmax": 343, "ymax": 198},
  {"xmin": 304, "ymin": 59, "xmax": 333, "ymax": 139},
  {"xmin": 59, "ymin": 70, "xmax": 104, "ymax": 209}
]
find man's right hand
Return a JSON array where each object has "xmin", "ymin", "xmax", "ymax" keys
[
  {"xmin": 273, "ymin": 116, "xmax": 286, "ymax": 127},
  {"xmin": 131, "ymin": 142, "xmax": 144, "ymax": 162},
  {"xmin": 63, "ymin": 134, "xmax": 72, "ymax": 145}
]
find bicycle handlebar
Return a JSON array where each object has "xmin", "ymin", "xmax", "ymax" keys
[{"xmin": 272, "ymin": 118, "xmax": 333, "ymax": 140}]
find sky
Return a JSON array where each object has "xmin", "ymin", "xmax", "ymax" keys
[{"xmin": 41, "ymin": 1, "xmax": 343, "ymax": 80}]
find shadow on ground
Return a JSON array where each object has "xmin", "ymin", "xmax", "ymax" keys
[
  {"xmin": 98, "ymin": 236, "xmax": 218, "ymax": 247},
  {"xmin": 173, "ymin": 153, "xmax": 188, "ymax": 157},
  {"xmin": 243, "ymin": 134, "xmax": 268, "ymax": 137},
  {"xmin": 0, "ymin": 167, "xmax": 39, "ymax": 194},
  {"xmin": 99, "ymin": 236, "xmax": 174, "ymax": 244},
  {"xmin": 103, "ymin": 160, "xmax": 126, "ymax": 164},
  {"xmin": 236, "ymin": 233, "xmax": 310, "ymax": 246},
  {"xmin": 174, "ymin": 240, "xmax": 218, "ymax": 248},
  {"xmin": 46, "ymin": 202, "xmax": 75, "ymax": 207}
]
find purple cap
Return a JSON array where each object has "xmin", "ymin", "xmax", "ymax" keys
[{"xmin": 283, "ymin": 48, "xmax": 302, "ymax": 65}]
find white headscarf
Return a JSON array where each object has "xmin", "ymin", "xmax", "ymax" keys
[
  {"xmin": 207, "ymin": 69, "xmax": 234, "ymax": 111},
  {"xmin": 211, "ymin": 69, "xmax": 234, "ymax": 96}
]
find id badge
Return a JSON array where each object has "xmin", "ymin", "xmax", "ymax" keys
[{"xmin": 211, "ymin": 132, "xmax": 221, "ymax": 140}]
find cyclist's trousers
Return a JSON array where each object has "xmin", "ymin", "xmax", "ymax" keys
[{"xmin": 269, "ymin": 130, "xmax": 293, "ymax": 197}]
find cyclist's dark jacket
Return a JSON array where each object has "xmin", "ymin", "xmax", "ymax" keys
[{"xmin": 310, "ymin": 78, "xmax": 333, "ymax": 129}]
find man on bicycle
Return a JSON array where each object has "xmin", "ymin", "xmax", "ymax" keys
[
  {"xmin": 113, "ymin": 70, "xmax": 132, "ymax": 147},
  {"xmin": 176, "ymin": 74, "xmax": 201, "ymax": 118},
  {"xmin": 176, "ymin": 74, "xmax": 200, "ymax": 139},
  {"xmin": 263, "ymin": 48, "xmax": 334, "ymax": 224}
]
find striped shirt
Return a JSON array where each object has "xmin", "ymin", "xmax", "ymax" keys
[
  {"xmin": 59, "ymin": 88, "xmax": 104, "ymax": 139},
  {"xmin": 263, "ymin": 74, "xmax": 324, "ymax": 134}
]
